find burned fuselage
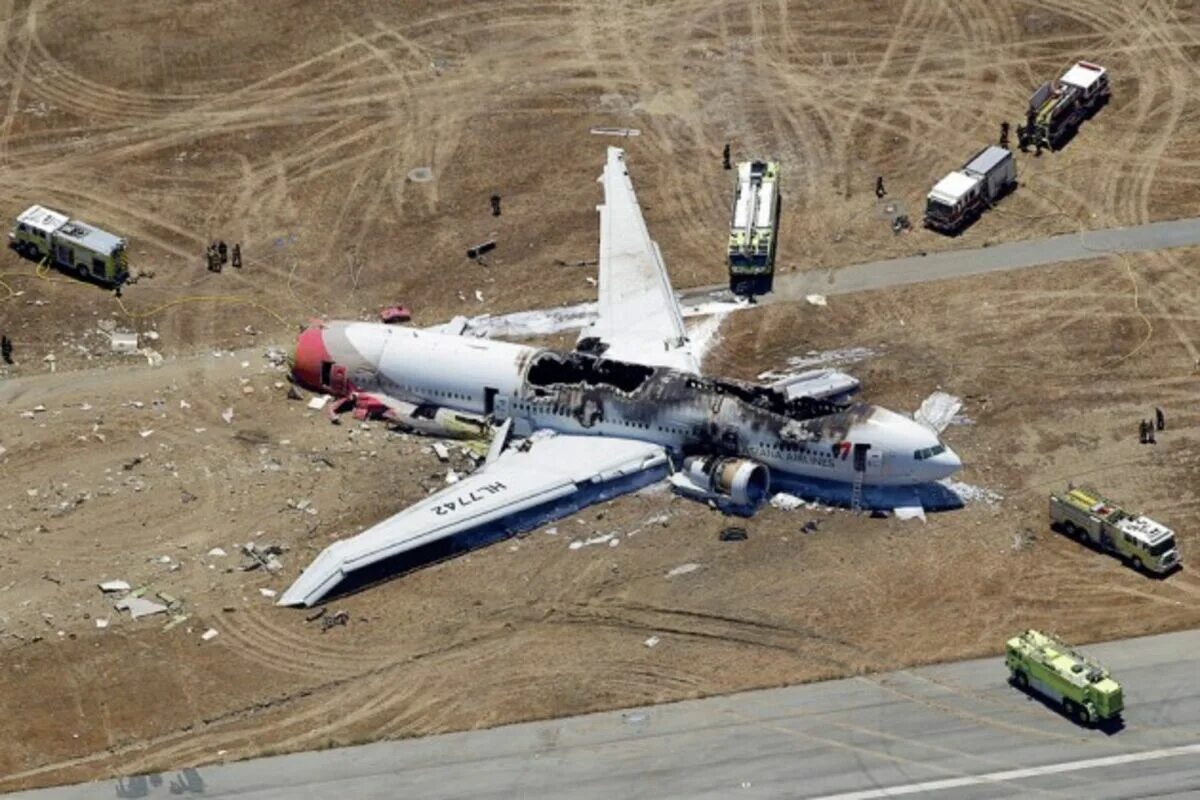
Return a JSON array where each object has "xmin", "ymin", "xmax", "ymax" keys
[{"xmin": 507, "ymin": 350, "xmax": 888, "ymax": 484}]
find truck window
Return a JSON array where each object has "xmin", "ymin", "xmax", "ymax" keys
[
  {"xmin": 1148, "ymin": 538, "xmax": 1176, "ymax": 557},
  {"xmin": 18, "ymin": 223, "xmax": 26, "ymax": 232},
  {"xmin": 92, "ymin": 257, "xmax": 106, "ymax": 275}
]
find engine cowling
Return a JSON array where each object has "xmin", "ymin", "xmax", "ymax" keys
[{"xmin": 675, "ymin": 455, "xmax": 771, "ymax": 509}]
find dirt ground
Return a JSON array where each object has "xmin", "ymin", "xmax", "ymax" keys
[{"xmin": 1, "ymin": 0, "xmax": 1199, "ymax": 790}]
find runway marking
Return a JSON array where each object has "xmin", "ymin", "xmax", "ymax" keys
[{"xmin": 810, "ymin": 742, "xmax": 1200, "ymax": 799}]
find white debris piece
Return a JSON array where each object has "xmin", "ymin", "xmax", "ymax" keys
[
  {"xmin": 179, "ymin": 399, "xmax": 191, "ymax": 409},
  {"xmin": 207, "ymin": 547, "xmax": 227, "ymax": 558},
  {"xmin": 307, "ymin": 395, "xmax": 330, "ymax": 411},
  {"xmin": 240, "ymin": 361, "xmax": 250, "ymax": 369},
  {"xmin": 220, "ymin": 407, "xmax": 234, "ymax": 424},
  {"xmin": 914, "ymin": 391, "xmax": 963, "ymax": 434},
  {"xmin": 95, "ymin": 618, "xmax": 109, "ymax": 629},
  {"xmin": 201, "ymin": 628, "xmax": 219, "ymax": 641},
  {"xmin": 805, "ymin": 294, "xmax": 828, "ymax": 307},
  {"xmin": 893, "ymin": 505, "xmax": 927, "ymax": 522},
  {"xmin": 941, "ymin": 478, "xmax": 1003, "ymax": 505},
  {"xmin": 110, "ymin": 331, "xmax": 139, "ymax": 354},
  {"xmin": 432, "ymin": 442, "xmax": 451, "ymax": 461},
  {"xmin": 474, "ymin": 289, "xmax": 485, "ymax": 303},
  {"xmin": 98, "ymin": 580, "xmax": 131, "ymax": 593},
  {"xmin": 445, "ymin": 470, "xmax": 460, "ymax": 485},
  {"xmin": 666, "ymin": 563, "xmax": 701, "ymax": 578},
  {"xmin": 115, "ymin": 596, "xmax": 168, "ymax": 619},
  {"xmin": 644, "ymin": 635, "xmax": 660, "ymax": 648},
  {"xmin": 259, "ymin": 588, "xmax": 277, "ymax": 598},
  {"xmin": 590, "ymin": 126, "xmax": 642, "ymax": 137},
  {"xmin": 770, "ymin": 493, "xmax": 805, "ymax": 511},
  {"xmin": 568, "ymin": 532, "xmax": 615, "ymax": 550},
  {"xmin": 139, "ymin": 430, "xmax": 154, "ymax": 438}
]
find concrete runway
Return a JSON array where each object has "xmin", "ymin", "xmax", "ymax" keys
[
  {"xmin": 15, "ymin": 629, "xmax": 1200, "ymax": 799},
  {"xmin": 756, "ymin": 216, "xmax": 1200, "ymax": 304}
]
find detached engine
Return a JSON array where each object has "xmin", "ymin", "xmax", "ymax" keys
[{"xmin": 670, "ymin": 455, "xmax": 771, "ymax": 510}]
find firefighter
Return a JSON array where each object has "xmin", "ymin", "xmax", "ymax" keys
[
  {"xmin": 875, "ymin": 175, "xmax": 886, "ymax": 198},
  {"xmin": 490, "ymin": 194, "xmax": 501, "ymax": 217},
  {"xmin": 1000, "ymin": 121, "xmax": 1010, "ymax": 149},
  {"xmin": 1138, "ymin": 419, "xmax": 1149, "ymax": 444},
  {"xmin": 1, "ymin": 334, "xmax": 12, "ymax": 365},
  {"xmin": 1017, "ymin": 124, "xmax": 1029, "ymax": 152},
  {"xmin": 1155, "ymin": 407, "xmax": 1165, "ymax": 431},
  {"xmin": 722, "ymin": 143, "xmax": 731, "ymax": 170},
  {"xmin": 231, "ymin": 242, "xmax": 242, "ymax": 269},
  {"xmin": 217, "ymin": 240, "xmax": 228, "ymax": 265}
]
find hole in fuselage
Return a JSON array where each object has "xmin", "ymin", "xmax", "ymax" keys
[{"xmin": 526, "ymin": 352, "xmax": 653, "ymax": 394}]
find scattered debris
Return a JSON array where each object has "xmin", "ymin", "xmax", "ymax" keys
[
  {"xmin": 445, "ymin": 470, "xmax": 460, "ymax": 484},
  {"xmin": 110, "ymin": 331, "xmax": 138, "ymax": 354},
  {"xmin": 805, "ymin": 294, "xmax": 828, "ymax": 307},
  {"xmin": 380, "ymin": 306, "xmax": 412, "ymax": 324},
  {"xmin": 466, "ymin": 240, "xmax": 496, "ymax": 260},
  {"xmin": 893, "ymin": 505, "xmax": 927, "ymax": 522},
  {"xmin": 940, "ymin": 478, "xmax": 1004, "ymax": 505},
  {"xmin": 307, "ymin": 395, "xmax": 330, "ymax": 411},
  {"xmin": 914, "ymin": 391, "xmax": 963, "ymax": 434},
  {"xmin": 407, "ymin": 167, "xmax": 434, "ymax": 183},
  {"xmin": 666, "ymin": 563, "xmax": 701, "ymax": 578},
  {"xmin": 770, "ymin": 493, "xmax": 806, "ymax": 511},
  {"xmin": 201, "ymin": 628, "xmax": 219, "ymax": 641},
  {"xmin": 206, "ymin": 547, "xmax": 227, "ymax": 558},
  {"xmin": 139, "ymin": 429, "xmax": 155, "ymax": 438},
  {"xmin": 220, "ymin": 407, "xmax": 234, "ymax": 424},
  {"xmin": 115, "ymin": 596, "xmax": 168, "ymax": 620},
  {"xmin": 568, "ymin": 532, "xmax": 615, "ymax": 550},
  {"xmin": 263, "ymin": 347, "xmax": 287, "ymax": 366},
  {"xmin": 801, "ymin": 520, "xmax": 821, "ymax": 534},
  {"xmin": 590, "ymin": 127, "xmax": 642, "ymax": 137},
  {"xmin": 432, "ymin": 442, "xmax": 451, "ymax": 462},
  {"xmin": 305, "ymin": 607, "xmax": 328, "ymax": 623},
  {"xmin": 95, "ymin": 618, "xmax": 109, "ymax": 629},
  {"xmin": 98, "ymin": 580, "xmax": 131, "ymax": 593},
  {"xmin": 719, "ymin": 527, "xmax": 749, "ymax": 542},
  {"xmin": 321, "ymin": 610, "xmax": 350, "ymax": 632},
  {"xmin": 644, "ymin": 635, "xmax": 660, "ymax": 648},
  {"xmin": 241, "ymin": 542, "xmax": 285, "ymax": 572},
  {"xmin": 259, "ymin": 588, "xmax": 277, "ymax": 599}
]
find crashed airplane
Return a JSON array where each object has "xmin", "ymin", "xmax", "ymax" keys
[{"xmin": 280, "ymin": 147, "xmax": 961, "ymax": 606}]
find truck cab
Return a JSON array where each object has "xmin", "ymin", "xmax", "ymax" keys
[{"xmin": 924, "ymin": 171, "xmax": 980, "ymax": 233}]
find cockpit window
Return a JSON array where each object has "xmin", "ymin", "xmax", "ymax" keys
[{"xmin": 914, "ymin": 443, "xmax": 947, "ymax": 460}]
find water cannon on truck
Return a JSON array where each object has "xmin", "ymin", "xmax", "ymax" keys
[{"xmin": 923, "ymin": 145, "xmax": 1016, "ymax": 235}]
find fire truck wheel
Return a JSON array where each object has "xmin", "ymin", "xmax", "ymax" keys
[{"xmin": 1013, "ymin": 671, "xmax": 1028, "ymax": 690}]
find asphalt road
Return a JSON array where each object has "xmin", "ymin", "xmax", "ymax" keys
[
  {"xmin": 15, "ymin": 629, "xmax": 1200, "ymax": 799},
  {"xmin": 679, "ymin": 216, "xmax": 1200, "ymax": 308}
]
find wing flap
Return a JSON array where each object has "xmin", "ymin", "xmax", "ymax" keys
[{"xmin": 279, "ymin": 434, "xmax": 668, "ymax": 606}]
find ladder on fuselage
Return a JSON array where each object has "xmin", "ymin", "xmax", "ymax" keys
[{"xmin": 850, "ymin": 470, "xmax": 864, "ymax": 514}]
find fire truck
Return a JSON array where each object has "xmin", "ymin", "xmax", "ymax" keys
[
  {"xmin": 923, "ymin": 146, "xmax": 1017, "ymax": 235},
  {"xmin": 727, "ymin": 160, "xmax": 780, "ymax": 298},
  {"xmin": 8, "ymin": 204, "xmax": 129, "ymax": 286},
  {"xmin": 1006, "ymin": 629, "xmax": 1123, "ymax": 726},
  {"xmin": 1049, "ymin": 486, "xmax": 1180, "ymax": 575},
  {"xmin": 1023, "ymin": 61, "xmax": 1110, "ymax": 151}
]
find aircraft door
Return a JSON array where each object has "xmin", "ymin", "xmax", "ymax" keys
[{"xmin": 852, "ymin": 442, "xmax": 870, "ymax": 472}]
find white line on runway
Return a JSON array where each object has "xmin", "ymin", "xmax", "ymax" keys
[{"xmin": 812, "ymin": 742, "xmax": 1200, "ymax": 799}]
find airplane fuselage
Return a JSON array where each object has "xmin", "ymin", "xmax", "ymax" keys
[{"xmin": 294, "ymin": 322, "xmax": 961, "ymax": 487}]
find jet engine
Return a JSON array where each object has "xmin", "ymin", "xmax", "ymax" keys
[{"xmin": 670, "ymin": 455, "xmax": 771, "ymax": 510}]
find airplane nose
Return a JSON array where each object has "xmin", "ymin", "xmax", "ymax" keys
[
  {"xmin": 292, "ymin": 325, "xmax": 330, "ymax": 390},
  {"xmin": 928, "ymin": 444, "xmax": 962, "ymax": 480}
]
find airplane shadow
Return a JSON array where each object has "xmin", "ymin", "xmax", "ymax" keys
[{"xmin": 324, "ymin": 465, "xmax": 669, "ymax": 603}]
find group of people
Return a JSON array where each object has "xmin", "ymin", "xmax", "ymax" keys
[
  {"xmin": 206, "ymin": 240, "xmax": 242, "ymax": 272},
  {"xmin": 1139, "ymin": 408, "xmax": 1166, "ymax": 444}
]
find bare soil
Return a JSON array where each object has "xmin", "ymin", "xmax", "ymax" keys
[{"xmin": 1, "ymin": 0, "xmax": 1199, "ymax": 790}]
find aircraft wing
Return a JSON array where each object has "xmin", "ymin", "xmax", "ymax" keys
[
  {"xmin": 579, "ymin": 147, "xmax": 698, "ymax": 374},
  {"xmin": 278, "ymin": 433, "xmax": 669, "ymax": 606}
]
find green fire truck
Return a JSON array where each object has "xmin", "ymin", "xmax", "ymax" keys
[
  {"xmin": 9, "ymin": 204, "xmax": 129, "ymax": 286},
  {"xmin": 1006, "ymin": 629, "xmax": 1123, "ymax": 726},
  {"xmin": 727, "ymin": 160, "xmax": 780, "ymax": 298},
  {"xmin": 1050, "ymin": 486, "xmax": 1180, "ymax": 575}
]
